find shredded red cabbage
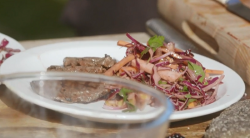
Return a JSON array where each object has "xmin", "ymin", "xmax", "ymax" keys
[
  {"xmin": 0, "ymin": 39, "xmax": 9, "ymax": 49},
  {"xmin": 113, "ymin": 34, "xmax": 225, "ymax": 111},
  {"xmin": 0, "ymin": 38, "xmax": 21, "ymax": 66}
]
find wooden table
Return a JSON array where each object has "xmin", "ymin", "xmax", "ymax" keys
[{"xmin": 0, "ymin": 32, "xmax": 248, "ymax": 138}]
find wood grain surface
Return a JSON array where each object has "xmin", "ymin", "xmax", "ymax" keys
[
  {"xmin": 158, "ymin": 0, "xmax": 250, "ymax": 85},
  {"xmin": 0, "ymin": 32, "xmax": 248, "ymax": 138}
]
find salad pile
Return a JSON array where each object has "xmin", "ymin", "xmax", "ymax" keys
[{"xmin": 103, "ymin": 33, "xmax": 224, "ymax": 111}]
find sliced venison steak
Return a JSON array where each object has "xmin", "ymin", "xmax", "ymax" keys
[
  {"xmin": 47, "ymin": 65, "xmax": 106, "ymax": 73},
  {"xmin": 32, "ymin": 54, "xmax": 116, "ymax": 104},
  {"xmin": 31, "ymin": 80, "xmax": 109, "ymax": 103},
  {"xmin": 63, "ymin": 54, "xmax": 116, "ymax": 68}
]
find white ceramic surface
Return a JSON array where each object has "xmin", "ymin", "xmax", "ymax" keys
[
  {"xmin": 0, "ymin": 41, "xmax": 245, "ymax": 122},
  {"xmin": 0, "ymin": 33, "xmax": 25, "ymax": 53}
]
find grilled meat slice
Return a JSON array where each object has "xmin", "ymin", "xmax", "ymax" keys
[
  {"xmin": 57, "ymin": 81, "xmax": 110, "ymax": 103},
  {"xmin": 63, "ymin": 54, "xmax": 116, "ymax": 68},
  {"xmin": 47, "ymin": 65, "xmax": 106, "ymax": 73},
  {"xmin": 32, "ymin": 54, "xmax": 116, "ymax": 104},
  {"xmin": 31, "ymin": 80, "xmax": 110, "ymax": 104}
]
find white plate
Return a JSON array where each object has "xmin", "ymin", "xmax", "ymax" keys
[
  {"xmin": 0, "ymin": 33, "xmax": 25, "ymax": 54},
  {"xmin": 0, "ymin": 41, "xmax": 245, "ymax": 122}
]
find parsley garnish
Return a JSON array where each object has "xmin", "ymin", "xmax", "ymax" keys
[
  {"xmin": 188, "ymin": 99, "xmax": 197, "ymax": 104},
  {"xmin": 122, "ymin": 102, "xmax": 137, "ymax": 112},
  {"xmin": 183, "ymin": 86, "xmax": 188, "ymax": 91},
  {"xmin": 140, "ymin": 47, "xmax": 150, "ymax": 58},
  {"xmin": 180, "ymin": 85, "xmax": 189, "ymax": 92},
  {"xmin": 140, "ymin": 35, "xmax": 164, "ymax": 58},
  {"xmin": 141, "ymin": 75, "xmax": 146, "ymax": 84},
  {"xmin": 185, "ymin": 94, "xmax": 191, "ymax": 98},
  {"xmin": 119, "ymin": 88, "xmax": 137, "ymax": 112},
  {"xmin": 158, "ymin": 80, "xmax": 167, "ymax": 84},
  {"xmin": 185, "ymin": 98, "xmax": 197, "ymax": 108},
  {"xmin": 179, "ymin": 98, "xmax": 186, "ymax": 101},
  {"xmin": 119, "ymin": 88, "xmax": 133, "ymax": 101},
  {"xmin": 188, "ymin": 62, "xmax": 205, "ymax": 83},
  {"xmin": 148, "ymin": 35, "xmax": 165, "ymax": 51},
  {"xmin": 179, "ymin": 77, "xmax": 184, "ymax": 82}
]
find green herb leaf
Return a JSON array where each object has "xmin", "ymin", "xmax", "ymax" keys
[
  {"xmin": 204, "ymin": 81, "xmax": 208, "ymax": 85},
  {"xmin": 187, "ymin": 98, "xmax": 197, "ymax": 105},
  {"xmin": 148, "ymin": 35, "xmax": 164, "ymax": 52},
  {"xmin": 179, "ymin": 77, "xmax": 184, "ymax": 82},
  {"xmin": 179, "ymin": 85, "xmax": 188, "ymax": 92},
  {"xmin": 158, "ymin": 80, "xmax": 167, "ymax": 84},
  {"xmin": 185, "ymin": 94, "xmax": 191, "ymax": 98},
  {"xmin": 188, "ymin": 62, "xmax": 193, "ymax": 70},
  {"xmin": 119, "ymin": 88, "xmax": 133, "ymax": 101},
  {"xmin": 179, "ymin": 98, "xmax": 186, "ymax": 101},
  {"xmin": 122, "ymin": 102, "xmax": 137, "ymax": 112},
  {"xmin": 141, "ymin": 75, "xmax": 146, "ymax": 84},
  {"xmin": 119, "ymin": 88, "xmax": 137, "ymax": 112},
  {"xmin": 183, "ymin": 86, "xmax": 188, "ymax": 91},
  {"xmin": 140, "ymin": 35, "xmax": 164, "ymax": 58},
  {"xmin": 188, "ymin": 62, "xmax": 205, "ymax": 83},
  {"xmin": 140, "ymin": 47, "xmax": 150, "ymax": 58},
  {"xmin": 185, "ymin": 98, "xmax": 197, "ymax": 109}
]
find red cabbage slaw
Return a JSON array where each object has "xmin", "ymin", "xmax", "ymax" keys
[
  {"xmin": 0, "ymin": 38, "xmax": 21, "ymax": 66},
  {"xmin": 103, "ymin": 33, "xmax": 224, "ymax": 111}
]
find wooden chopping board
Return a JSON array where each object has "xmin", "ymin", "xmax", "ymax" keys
[{"xmin": 158, "ymin": 0, "xmax": 250, "ymax": 85}]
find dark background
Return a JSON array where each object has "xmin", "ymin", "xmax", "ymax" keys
[
  {"xmin": 0, "ymin": 0, "xmax": 158, "ymax": 41},
  {"xmin": 0, "ymin": 0, "xmax": 74, "ymax": 41}
]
